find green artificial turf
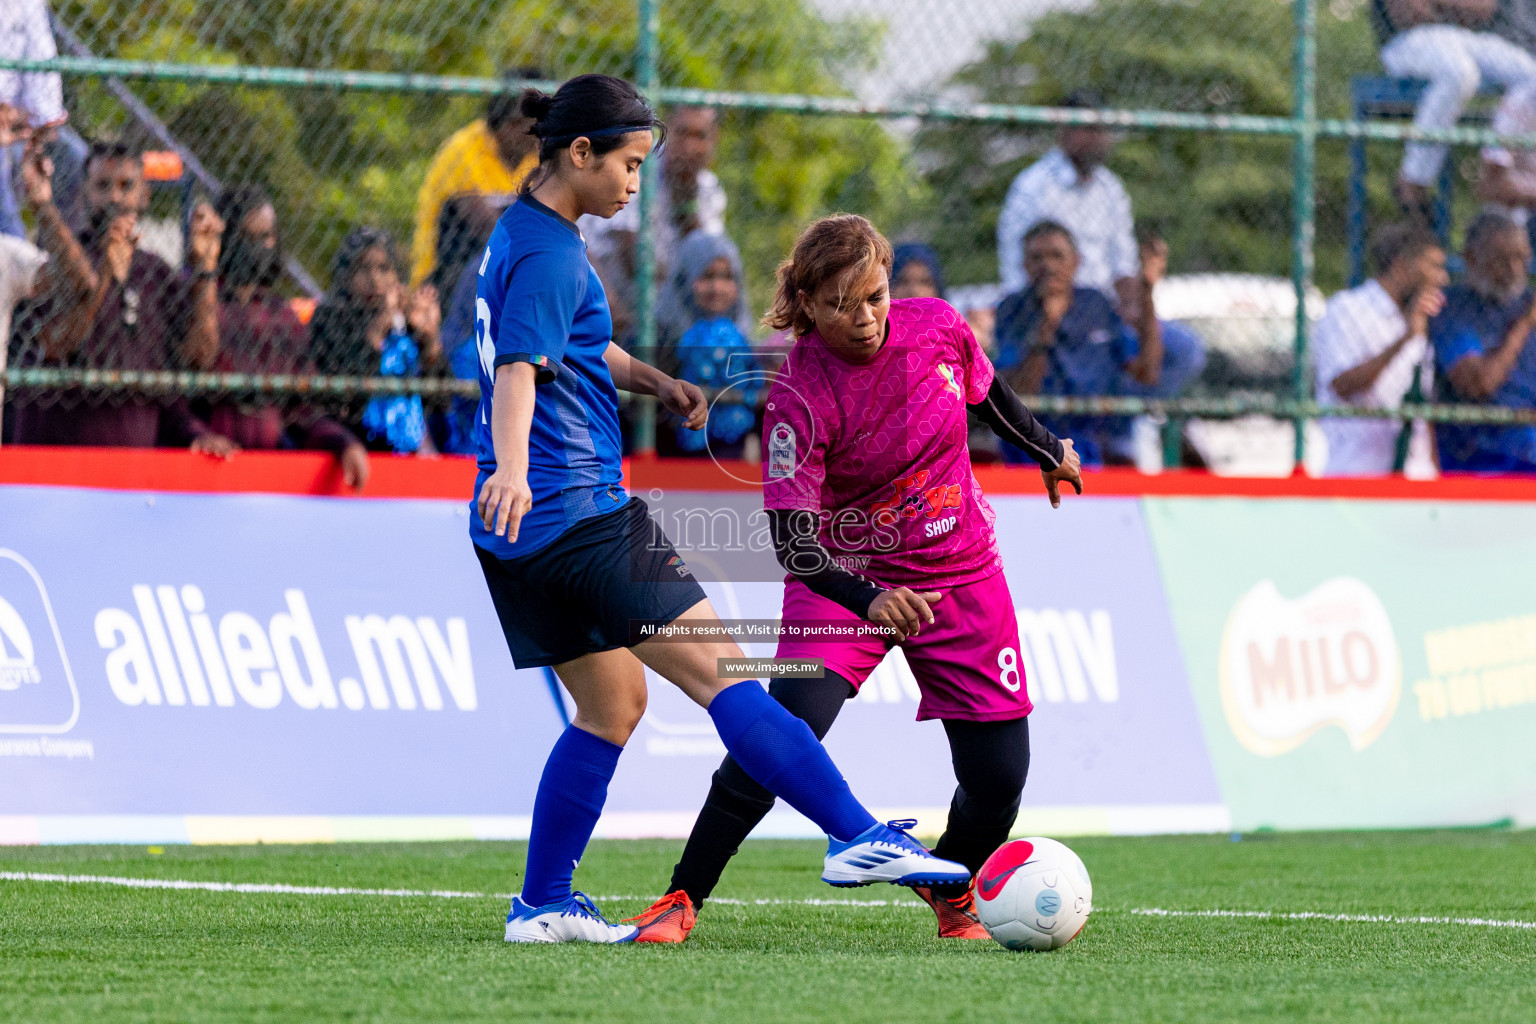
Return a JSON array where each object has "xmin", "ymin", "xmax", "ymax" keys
[{"xmin": 2, "ymin": 831, "xmax": 1534, "ymax": 1023}]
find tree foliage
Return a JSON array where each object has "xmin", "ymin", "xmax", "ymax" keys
[
  {"xmin": 905, "ymin": 0, "xmax": 1393, "ymax": 290},
  {"xmin": 53, "ymin": 0, "xmax": 917, "ymax": 312},
  {"xmin": 52, "ymin": 0, "xmax": 1434, "ymax": 303}
]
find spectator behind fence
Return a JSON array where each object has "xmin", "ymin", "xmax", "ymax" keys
[
  {"xmin": 993, "ymin": 220, "xmax": 1162, "ymax": 466},
  {"xmin": 311, "ymin": 226, "xmax": 443, "ymax": 454},
  {"xmin": 174, "ymin": 186, "xmax": 369, "ymax": 487},
  {"xmin": 433, "ymin": 196, "xmax": 505, "ymax": 454},
  {"xmin": 891, "ymin": 242, "xmax": 945, "ymax": 300},
  {"xmin": 409, "ymin": 81, "xmax": 539, "ymax": 288},
  {"xmin": 1314, "ymin": 221, "xmax": 1446, "ymax": 477},
  {"xmin": 0, "ymin": 104, "xmax": 34, "ymax": 248},
  {"xmin": 996, "ymin": 89, "xmax": 1139, "ymax": 313},
  {"xmin": 10, "ymin": 139, "xmax": 220, "ymax": 447},
  {"xmin": 655, "ymin": 231, "xmax": 760, "ymax": 459},
  {"xmin": 1474, "ymin": 85, "xmax": 1536, "ymax": 231},
  {"xmin": 581, "ymin": 105, "xmax": 724, "ymax": 342},
  {"xmin": 1372, "ymin": 0, "xmax": 1536, "ymax": 217},
  {"xmin": 946, "ymin": 283, "xmax": 1003, "ymax": 360},
  {"xmin": 430, "ymin": 193, "xmax": 505, "ymax": 315},
  {"xmin": 1106, "ymin": 226, "xmax": 1208, "ymax": 464},
  {"xmin": 1472, "ymin": 26, "xmax": 1536, "ymax": 236},
  {"xmin": 1429, "ymin": 211, "xmax": 1536, "ymax": 471},
  {"xmin": 0, "ymin": 0, "xmax": 67, "ymax": 240},
  {"xmin": 0, "ymin": 233, "xmax": 48, "ymax": 426},
  {"xmin": 1, "ymin": 104, "xmax": 34, "ymax": 241}
]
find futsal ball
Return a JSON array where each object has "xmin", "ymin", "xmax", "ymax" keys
[{"xmin": 973, "ymin": 836, "xmax": 1093, "ymax": 951}]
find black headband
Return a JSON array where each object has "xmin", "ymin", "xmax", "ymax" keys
[{"xmin": 540, "ymin": 123, "xmax": 655, "ymax": 146}]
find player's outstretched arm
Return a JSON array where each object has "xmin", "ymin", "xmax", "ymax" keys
[
  {"xmin": 969, "ymin": 375, "xmax": 1084, "ymax": 508},
  {"xmin": 603, "ymin": 342, "xmax": 707, "ymax": 430}
]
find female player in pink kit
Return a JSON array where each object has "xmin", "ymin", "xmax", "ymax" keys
[{"xmin": 626, "ymin": 215, "xmax": 1083, "ymax": 942}]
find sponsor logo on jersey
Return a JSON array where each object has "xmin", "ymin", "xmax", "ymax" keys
[
  {"xmin": 936, "ymin": 361, "xmax": 962, "ymax": 398},
  {"xmin": 1219, "ymin": 577, "xmax": 1400, "ymax": 756},
  {"xmin": 767, "ymin": 423, "xmax": 796, "ymax": 479},
  {"xmin": 867, "ymin": 469, "xmax": 963, "ymax": 526}
]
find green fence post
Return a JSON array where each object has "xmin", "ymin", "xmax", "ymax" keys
[
  {"xmin": 632, "ymin": 0, "xmax": 660, "ymax": 456},
  {"xmin": 1291, "ymin": 0, "xmax": 1317, "ymax": 472}
]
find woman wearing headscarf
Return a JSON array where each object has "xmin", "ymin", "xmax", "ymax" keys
[
  {"xmin": 891, "ymin": 241, "xmax": 946, "ymax": 301},
  {"xmin": 310, "ymin": 226, "xmax": 444, "ymax": 454},
  {"xmin": 174, "ymin": 187, "xmax": 369, "ymax": 488},
  {"xmin": 655, "ymin": 230, "xmax": 760, "ymax": 459}
]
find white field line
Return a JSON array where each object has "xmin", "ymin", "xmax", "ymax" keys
[
  {"xmin": 1130, "ymin": 907, "xmax": 1536, "ymax": 931},
  {"xmin": 4, "ymin": 872, "xmax": 1535, "ymax": 930},
  {"xmin": 0, "ymin": 871, "xmax": 497, "ymax": 900},
  {"xmin": 0, "ymin": 871, "xmax": 919, "ymax": 907}
]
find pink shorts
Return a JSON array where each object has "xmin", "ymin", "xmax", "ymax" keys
[{"xmin": 775, "ymin": 570, "xmax": 1032, "ymax": 722}]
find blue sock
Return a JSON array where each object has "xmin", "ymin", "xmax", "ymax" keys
[
  {"xmin": 520, "ymin": 725, "xmax": 623, "ymax": 907},
  {"xmin": 707, "ymin": 680, "xmax": 877, "ymax": 842}
]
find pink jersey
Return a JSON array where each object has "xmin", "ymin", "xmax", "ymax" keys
[{"xmin": 762, "ymin": 296, "xmax": 1001, "ymax": 589}]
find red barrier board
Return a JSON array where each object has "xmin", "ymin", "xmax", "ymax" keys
[{"xmin": 3, "ymin": 446, "xmax": 1536, "ymax": 501}]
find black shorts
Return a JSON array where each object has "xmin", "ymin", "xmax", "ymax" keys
[{"xmin": 475, "ymin": 497, "xmax": 707, "ymax": 669}]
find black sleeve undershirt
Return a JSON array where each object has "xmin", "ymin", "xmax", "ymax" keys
[
  {"xmin": 764, "ymin": 376, "xmax": 1062, "ymax": 619},
  {"xmin": 766, "ymin": 509, "xmax": 885, "ymax": 620},
  {"xmin": 969, "ymin": 374, "xmax": 1064, "ymax": 469}
]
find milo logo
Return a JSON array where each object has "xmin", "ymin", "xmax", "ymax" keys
[{"xmin": 1218, "ymin": 577, "xmax": 1400, "ymax": 756}]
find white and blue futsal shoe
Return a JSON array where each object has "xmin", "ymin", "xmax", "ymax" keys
[
  {"xmin": 821, "ymin": 819, "xmax": 972, "ymax": 888},
  {"xmin": 504, "ymin": 891, "xmax": 639, "ymax": 943}
]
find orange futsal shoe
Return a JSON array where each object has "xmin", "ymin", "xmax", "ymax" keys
[
  {"xmin": 912, "ymin": 884, "xmax": 991, "ymax": 939},
  {"xmin": 623, "ymin": 890, "xmax": 697, "ymax": 943}
]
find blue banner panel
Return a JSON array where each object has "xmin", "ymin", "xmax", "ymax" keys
[
  {"xmin": 0, "ymin": 486, "xmax": 564, "ymax": 820},
  {"xmin": 1, "ymin": 485, "xmax": 1223, "ymax": 840}
]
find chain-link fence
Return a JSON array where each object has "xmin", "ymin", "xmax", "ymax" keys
[{"xmin": 4, "ymin": 0, "xmax": 1536, "ymax": 472}]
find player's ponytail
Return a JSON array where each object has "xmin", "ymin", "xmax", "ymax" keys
[
  {"xmin": 518, "ymin": 88, "xmax": 555, "ymax": 123},
  {"xmin": 765, "ymin": 215, "xmax": 895, "ymax": 337},
  {"xmin": 519, "ymin": 74, "xmax": 666, "ymax": 194}
]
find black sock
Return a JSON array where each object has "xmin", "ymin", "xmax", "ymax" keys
[
  {"xmin": 928, "ymin": 716, "xmax": 1031, "ymax": 899},
  {"xmin": 666, "ymin": 675, "xmax": 854, "ymax": 909},
  {"xmin": 668, "ymin": 769, "xmax": 776, "ymax": 908},
  {"xmin": 929, "ymin": 791, "xmax": 1020, "ymax": 899}
]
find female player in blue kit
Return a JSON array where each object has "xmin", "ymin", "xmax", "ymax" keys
[{"xmin": 471, "ymin": 74, "xmax": 970, "ymax": 943}]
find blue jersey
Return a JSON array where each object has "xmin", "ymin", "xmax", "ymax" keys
[
  {"xmin": 993, "ymin": 285, "xmax": 1139, "ymax": 465},
  {"xmin": 1429, "ymin": 284, "xmax": 1536, "ymax": 472},
  {"xmin": 470, "ymin": 197, "xmax": 628, "ymax": 558}
]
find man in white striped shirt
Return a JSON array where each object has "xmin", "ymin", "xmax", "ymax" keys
[
  {"xmin": 1313, "ymin": 222, "xmax": 1448, "ymax": 477},
  {"xmin": 995, "ymin": 90, "xmax": 1139, "ymax": 311}
]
